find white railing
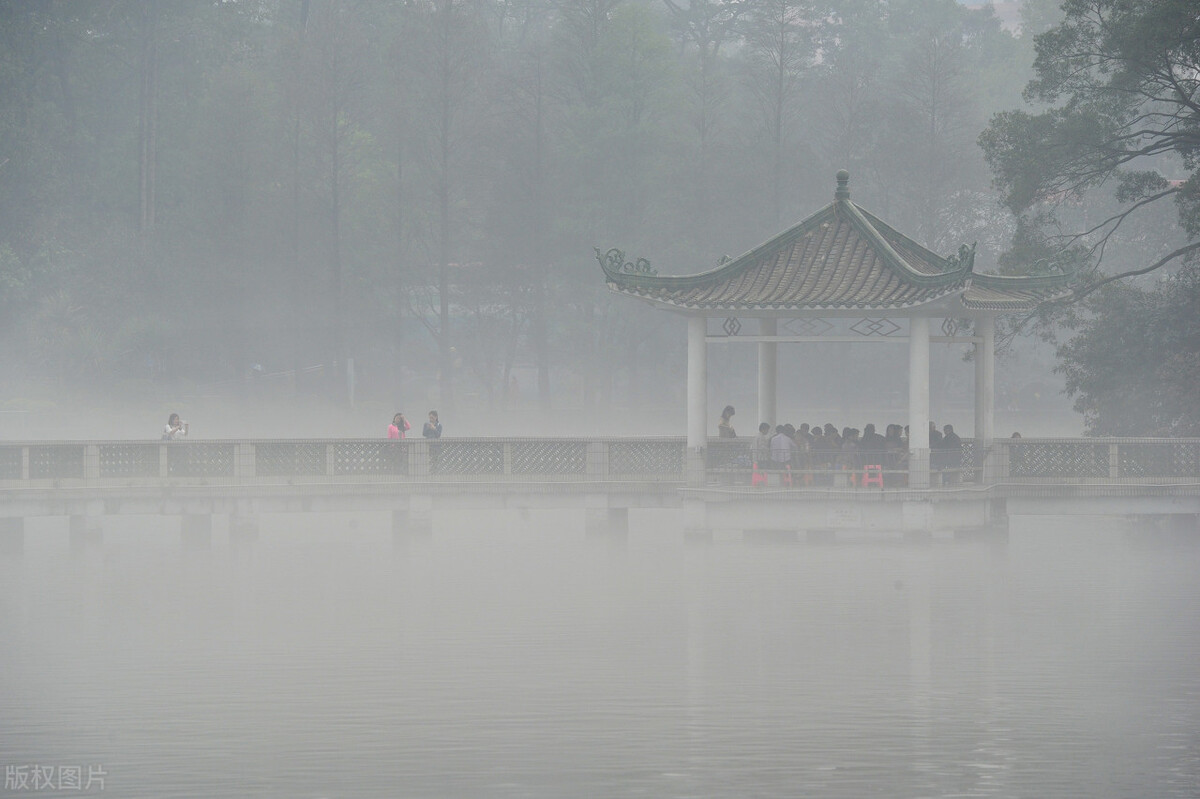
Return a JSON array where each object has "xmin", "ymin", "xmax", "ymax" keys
[
  {"xmin": 0, "ymin": 438, "xmax": 688, "ymax": 484},
  {"xmin": 0, "ymin": 437, "xmax": 1197, "ymax": 487}
]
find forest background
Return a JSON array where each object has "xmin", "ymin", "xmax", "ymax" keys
[{"xmin": 0, "ymin": 0, "xmax": 1184, "ymax": 438}]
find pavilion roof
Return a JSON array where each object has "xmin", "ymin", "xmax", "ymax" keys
[{"xmin": 599, "ymin": 171, "xmax": 1074, "ymax": 315}]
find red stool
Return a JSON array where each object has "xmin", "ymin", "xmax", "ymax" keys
[{"xmin": 862, "ymin": 464, "xmax": 884, "ymax": 488}]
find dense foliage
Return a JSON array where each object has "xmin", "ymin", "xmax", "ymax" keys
[
  {"xmin": 0, "ymin": 0, "xmax": 1031, "ymax": 413},
  {"xmin": 1057, "ymin": 268, "xmax": 1200, "ymax": 435},
  {"xmin": 980, "ymin": 0, "xmax": 1200, "ymax": 435}
]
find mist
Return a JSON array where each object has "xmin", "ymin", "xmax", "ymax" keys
[
  {"xmin": 0, "ymin": 0, "xmax": 1095, "ymax": 435},
  {"xmin": 3, "ymin": 1, "xmax": 1199, "ymax": 797}
]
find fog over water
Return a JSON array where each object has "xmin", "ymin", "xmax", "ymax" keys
[{"xmin": 2, "ymin": 513, "xmax": 1198, "ymax": 798}]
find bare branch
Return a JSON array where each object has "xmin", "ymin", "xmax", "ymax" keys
[{"xmin": 1071, "ymin": 240, "xmax": 1200, "ymax": 302}]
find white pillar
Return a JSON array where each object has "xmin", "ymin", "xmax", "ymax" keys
[
  {"xmin": 974, "ymin": 315, "xmax": 995, "ymax": 443},
  {"xmin": 908, "ymin": 316, "xmax": 930, "ymax": 489},
  {"xmin": 687, "ymin": 315, "xmax": 708, "ymax": 486},
  {"xmin": 758, "ymin": 318, "xmax": 777, "ymax": 428},
  {"xmin": 687, "ymin": 315, "xmax": 708, "ymax": 451}
]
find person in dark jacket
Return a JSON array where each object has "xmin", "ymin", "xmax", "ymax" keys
[{"xmin": 422, "ymin": 410, "xmax": 442, "ymax": 439}]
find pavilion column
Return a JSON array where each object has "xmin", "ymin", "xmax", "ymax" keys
[
  {"xmin": 974, "ymin": 315, "xmax": 995, "ymax": 443},
  {"xmin": 908, "ymin": 316, "xmax": 930, "ymax": 488},
  {"xmin": 687, "ymin": 315, "xmax": 708, "ymax": 485},
  {"xmin": 758, "ymin": 318, "xmax": 778, "ymax": 428}
]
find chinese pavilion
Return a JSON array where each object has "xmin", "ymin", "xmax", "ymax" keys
[{"xmin": 599, "ymin": 170, "xmax": 1073, "ymax": 487}]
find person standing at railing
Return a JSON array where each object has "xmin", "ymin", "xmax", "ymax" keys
[
  {"xmin": 162, "ymin": 413, "xmax": 188, "ymax": 441},
  {"xmin": 752, "ymin": 423, "xmax": 772, "ymax": 471},
  {"xmin": 388, "ymin": 413, "xmax": 410, "ymax": 439},
  {"xmin": 423, "ymin": 411, "xmax": 442, "ymax": 439},
  {"xmin": 931, "ymin": 423, "xmax": 959, "ymax": 471},
  {"xmin": 770, "ymin": 425, "xmax": 797, "ymax": 470},
  {"xmin": 718, "ymin": 405, "xmax": 736, "ymax": 438}
]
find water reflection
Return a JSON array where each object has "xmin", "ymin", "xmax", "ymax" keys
[{"xmin": 1, "ymin": 512, "xmax": 1197, "ymax": 798}]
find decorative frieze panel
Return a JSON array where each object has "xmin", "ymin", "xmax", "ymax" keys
[
  {"xmin": 167, "ymin": 443, "xmax": 235, "ymax": 478},
  {"xmin": 782, "ymin": 318, "xmax": 834, "ymax": 337},
  {"xmin": 1008, "ymin": 441, "xmax": 1109, "ymax": 478},
  {"xmin": 1118, "ymin": 441, "xmax": 1200, "ymax": 477},
  {"xmin": 99, "ymin": 443, "xmax": 158, "ymax": 478},
  {"xmin": 334, "ymin": 441, "xmax": 407, "ymax": 475},
  {"xmin": 257, "ymin": 442, "xmax": 328, "ymax": 477},
  {"xmin": 30, "ymin": 445, "xmax": 84, "ymax": 479},
  {"xmin": 510, "ymin": 441, "xmax": 588, "ymax": 475},
  {"xmin": 429, "ymin": 441, "xmax": 504, "ymax": 475},
  {"xmin": 0, "ymin": 446, "xmax": 22, "ymax": 480},
  {"xmin": 608, "ymin": 440, "xmax": 685, "ymax": 475},
  {"xmin": 940, "ymin": 318, "xmax": 974, "ymax": 337},
  {"xmin": 849, "ymin": 318, "xmax": 901, "ymax": 337}
]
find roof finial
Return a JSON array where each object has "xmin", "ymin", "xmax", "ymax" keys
[{"xmin": 835, "ymin": 169, "xmax": 850, "ymax": 201}]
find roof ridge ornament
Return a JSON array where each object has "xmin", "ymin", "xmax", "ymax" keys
[
  {"xmin": 835, "ymin": 169, "xmax": 850, "ymax": 201},
  {"xmin": 946, "ymin": 242, "xmax": 977, "ymax": 273},
  {"xmin": 596, "ymin": 247, "xmax": 656, "ymax": 277}
]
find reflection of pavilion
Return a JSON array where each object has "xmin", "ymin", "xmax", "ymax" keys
[{"xmin": 599, "ymin": 171, "xmax": 1073, "ymax": 488}]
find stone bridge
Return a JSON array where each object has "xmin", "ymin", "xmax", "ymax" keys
[{"xmin": 1, "ymin": 437, "xmax": 1197, "ymax": 549}]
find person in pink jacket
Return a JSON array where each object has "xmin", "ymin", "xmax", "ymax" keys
[{"xmin": 387, "ymin": 412, "xmax": 410, "ymax": 439}]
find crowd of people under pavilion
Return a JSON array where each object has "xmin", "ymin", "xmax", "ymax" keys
[
  {"xmin": 720, "ymin": 406, "xmax": 964, "ymax": 485},
  {"xmin": 602, "ymin": 170, "xmax": 1075, "ymax": 489}
]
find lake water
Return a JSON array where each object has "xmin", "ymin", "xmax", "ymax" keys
[{"xmin": 2, "ymin": 511, "xmax": 1198, "ymax": 798}]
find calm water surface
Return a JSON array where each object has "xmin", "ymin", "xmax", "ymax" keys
[{"xmin": 2, "ymin": 512, "xmax": 1199, "ymax": 798}]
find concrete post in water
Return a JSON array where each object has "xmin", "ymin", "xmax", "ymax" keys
[
  {"xmin": 181, "ymin": 514, "xmax": 212, "ymax": 549},
  {"xmin": 683, "ymin": 498, "xmax": 712, "ymax": 544},
  {"xmin": 584, "ymin": 497, "xmax": 629, "ymax": 541},
  {"xmin": 584, "ymin": 494, "xmax": 608, "ymax": 538},
  {"xmin": 393, "ymin": 495, "xmax": 433, "ymax": 541},
  {"xmin": 973, "ymin": 315, "xmax": 995, "ymax": 443},
  {"xmin": 230, "ymin": 500, "xmax": 260, "ymax": 541},
  {"xmin": 69, "ymin": 513, "xmax": 102, "ymax": 550},
  {"xmin": 908, "ymin": 316, "xmax": 930, "ymax": 489},
  {"xmin": 758, "ymin": 317, "xmax": 777, "ymax": 429},
  {"xmin": 0, "ymin": 517, "xmax": 23, "ymax": 555},
  {"xmin": 687, "ymin": 315, "xmax": 708, "ymax": 487}
]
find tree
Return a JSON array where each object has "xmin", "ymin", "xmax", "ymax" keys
[
  {"xmin": 1057, "ymin": 266, "xmax": 1200, "ymax": 435},
  {"xmin": 406, "ymin": 0, "xmax": 492, "ymax": 410},
  {"xmin": 661, "ymin": 0, "xmax": 744, "ymax": 248},
  {"xmin": 739, "ymin": 0, "xmax": 820, "ymax": 229},
  {"xmin": 979, "ymin": 0, "xmax": 1200, "ymax": 293}
]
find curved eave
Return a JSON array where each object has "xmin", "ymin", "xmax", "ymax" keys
[
  {"xmin": 959, "ymin": 271, "xmax": 1077, "ymax": 312},
  {"xmin": 599, "ymin": 199, "xmax": 967, "ymax": 294},
  {"xmin": 605, "ymin": 279, "xmax": 968, "ymax": 313}
]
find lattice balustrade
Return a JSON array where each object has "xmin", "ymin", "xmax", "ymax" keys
[
  {"xmin": 1009, "ymin": 441, "xmax": 1109, "ymax": 478},
  {"xmin": 608, "ymin": 440, "xmax": 685, "ymax": 476},
  {"xmin": 430, "ymin": 441, "xmax": 504, "ymax": 475},
  {"xmin": 100, "ymin": 443, "xmax": 159, "ymax": 478},
  {"xmin": 334, "ymin": 441, "xmax": 407, "ymax": 475},
  {"xmin": 958, "ymin": 439, "xmax": 978, "ymax": 483},
  {"xmin": 167, "ymin": 443, "xmax": 235, "ymax": 477},
  {"xmin": 1117, "ymin": 441, "xmax": 1200, "ymax": 478},
  {"xmin": 707, "ymin": 439, "xmax": 752, "ymax": 471},
  {"xmin": 510, "ymin": 441, "xmax": 588, "ymax": 475},
  {"xmin": 257, "ymin": 442, "xmax": 329, "ymax": 477},
  {"xmin": 0, "ymin": 446, "xmax": 21, "ymax": 479},
  {"xmin": 29, "ymin": 445, "xmax": 84, "ymax": 479}
]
